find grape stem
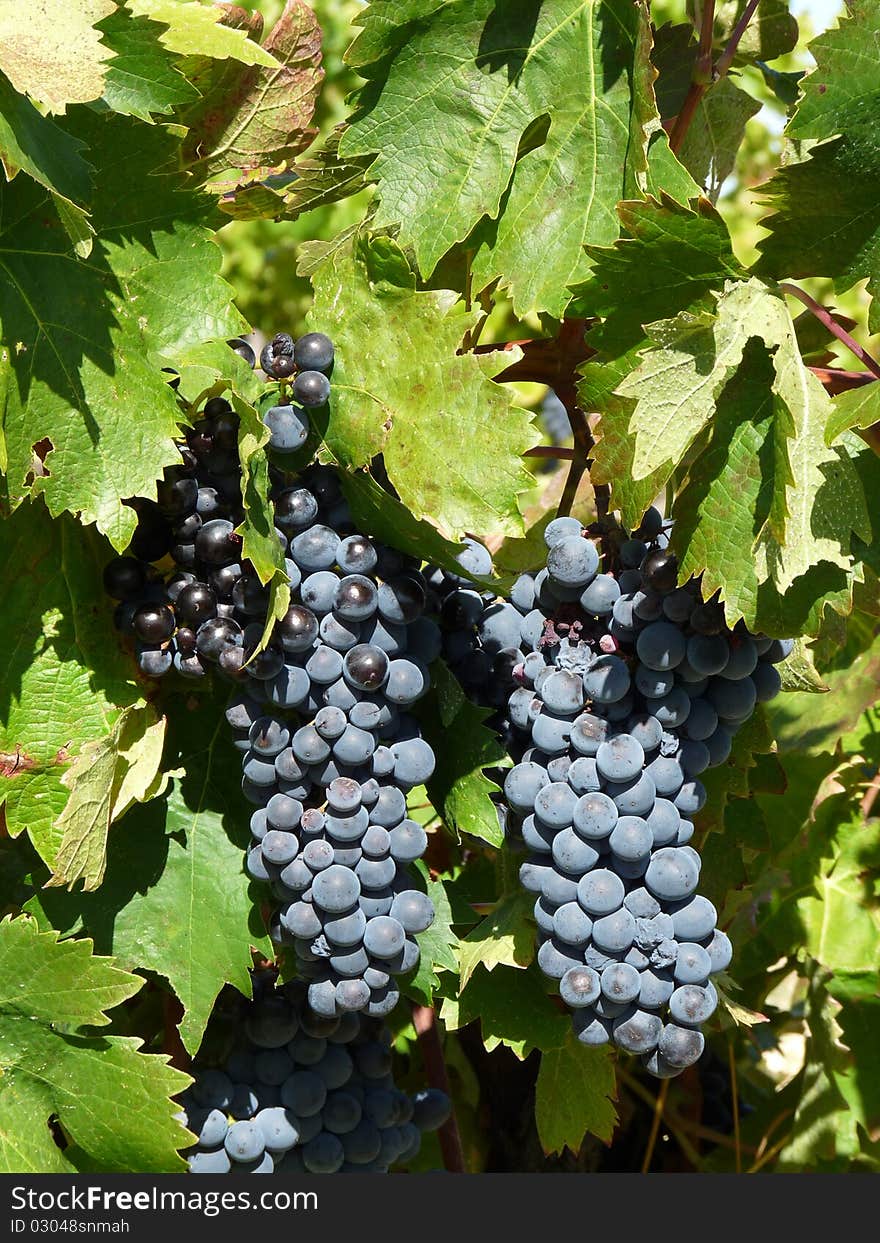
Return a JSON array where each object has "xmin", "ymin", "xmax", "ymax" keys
[
  {"xmin": 667, "ymin": 0, "xmax": 761, "ymax": 157},
  {"xmin": 781, "ymin": 284, "xmax": 880, "ymax": 382},
  {"xmin": 641, "ymin": 1077, "xmax": 670, "ymax": 1173},
  {"xmin": 525, "ymin": 445, "xmax": 575, "ymax": 460},
  {"xmin": 411, "ymin": 1003, "xmax": 467, "ymax": 1172}
]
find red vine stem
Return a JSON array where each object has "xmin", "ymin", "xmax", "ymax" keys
[
  {"xmin": 411, "ymin": 1004, "xmax": 466, "ymax": 1173},
  {"xmin": 478, "ymin": 334, "xmax": 878, "ymax": 396},
  {"xmin": 667, "ymin": 0, "xmax": 760, "ymax": 156},
  {"xmin": 525, "ymin": 445, "xmax": 575, "ymax": 460},
  {"xmin": 668, "ymin": 0, "xmax": 716, "ymax": 155},
  {"xmin": 780, "ymin": 284, "xmax": 880, "ymax": 382},
  {"xmin": 808, "ymin": 366, "xmax": 876, "ymax": 392}
]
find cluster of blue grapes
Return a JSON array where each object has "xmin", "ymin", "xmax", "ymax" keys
[
  {"xmin": 103, "ymin": 334, "xmax": 440, "ymax": 1020},
  {"xmin": 449, "ymin": 510, "xmax": 788, "ymax": 1077},
  {"xmin": 226, "ymin": 483, "xmax": 443, "ymax": 1021},
  {"xmin": 179, "ymin": 975, "xmax": 449, "ymax": 1174}
]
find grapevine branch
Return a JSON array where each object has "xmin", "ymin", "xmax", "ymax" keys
[
  {"xmin": 412, "ymin": 1003, "xmax": 466, "ymax": 1173},
  {"xmin": 480, "ymin": 335, "xmax": 876, "ymax": 396},
  {"xmin": 668, "ymin": 0, "xmax": 717, "ymax": 156},
  {"xmin": 667, "ymin": 0, "xmax": 762, "ymax": 155},
  {"xmin": 780, "ymin": 284, "xmax": 880, "ymax": 382}
]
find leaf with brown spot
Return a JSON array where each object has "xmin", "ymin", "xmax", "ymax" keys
[{"xmin": 181, "ymin": 0, "xmax": 323, "ymax": 193}]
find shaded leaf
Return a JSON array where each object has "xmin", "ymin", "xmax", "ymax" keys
[
  {"xmin": 0, "ymin": 72, "xmax": 92, "ymax": 206},
  {"xmin": 47, "ymin": 706, "xmax": 166, "ymax": 893},
  {"xmin": 756, "ymin": 1, "xmax": 880, "ymax": 329},
  {"xmin": 181, "ymin": 0, "xmax": 323, "ymax": 192},
  {"xmin": 0, "ymin": 113, "xmax": 245, "ymax": 549},
  {"xmin": 535, "ymin": 1032, "xmax": 618, "ymax": 1151},
  {"xmin": 98, "ymin": 6, "xmax": 199, "ymax": 121},
  {"xmin": 449, "ymin": 963, "xmax": 569, "ymax": 1058},
  {"xmin": 419, "ymin": 661, "xmax": 509, "ymax": 849},
  {"xmin": 27, "ymin": 687, "xmax": 272, "ymax": 1055}
]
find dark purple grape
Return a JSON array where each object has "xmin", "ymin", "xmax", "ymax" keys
[
  {"xmin": 274, "ymin": 487, "xmax": 318, "ymax": 531},
  {"xmin": 195, "ymin": 519, "xmax": 240, "ymax": 566},
  {"xmin": 293, "ymin": 332, "xmax": 334, "ymax": 373},
  {"xmin": 133, "ymin": 604, "xmax": 175, "ymax": 643},
  {"xmin": 176, "ymin": 583, "xmax": 218, "ymax": 628},
  {"xmin": 277, "ymin": 605, "xmax": 319, "ymax": 653},
  {"xmin": 103, "ymin": 557, "xmax": 147, "ymax": 601},
  {"xmin": 293, "ymin": 371, "xmax": 331, "ymax": 407},
  {"xmin": 260, "ymin": 333, "xmax": 297, "ymax": 379},
  {"xmin": 196, "ymin": 616, "xmax": 243, "ymax": 662},
  {"xmin": 228, "ymin": 338, "xmax": 256, "ymax": 368},
  {"xmin": 343, "ymin": 644, "xmax": 389, "ymax": 692},
  {"xmin": 641, "ymin": 548, "xmax": 678, "ymax": 594},
  {"xmin": 176, "ymin": 627, "xmax": 197, "ymax": 656},
  {"xmin": 157, "ymin": 473, "xmax": 198, "ymax": 519}
]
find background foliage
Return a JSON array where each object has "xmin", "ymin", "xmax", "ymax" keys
[{"xmin": 0, "ymin": 0, "xmax": 878, "ymax": 1173}]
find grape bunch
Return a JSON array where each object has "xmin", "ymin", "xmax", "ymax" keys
[
  {"xmin": 102, "ymin": 334, "xmax": 440, "ymax": 1019},
  {"xmin": 492, "ymin": 512, "xmax": 789, "ymax": 1077},
  {"xmin": 179, "ymin": 975, "xmax": 450, "ymax": 1174},
  {"xmin": 258, "ymin": 331, "xmax": 335, "ymax": 454}
]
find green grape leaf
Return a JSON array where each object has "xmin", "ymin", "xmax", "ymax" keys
[
  {"xmin": 0, "ymin": 73, "xmax": 92, "ymax": 206},
  {"xmin": 827, "ymin": 974, "xmax": 880, "ymax": 1145},
  {"xmin": 405, "ymin": 876, "xmax": 458, "ymax": 1004},
  {"xmin": 756, "ymin": 2, "xmax": 880, "ymax": 330},
  {"xmin": 127, "ymin": 0, "xmax": 279, "ymax": 66},
  {"xmin": 0, "ymin": 0, "xmax": 115, "ymax": 113},
  {"xmin": 782, "ymin": 977, "xmax": 880, "ymax": 1169},
  {"xmin": 97, "ymin": 6, "xmax": 199, "ymax": 121},
  {"xmin": 450, "ymin": 964, "xmax": 569, "ymax": 1059},
  {"xmin": 46, "ymin": 706, "xmax": 167, "ymax": 893},
  {"xmin": 51, "ymin": 193, "xmax": 95, "ymax": 259},
  {"xmin": 0, "ymin": 504, "xmax": 144, "ymax": 869},
  {"xmin": 458, "ymin": 889, "xmax": 535, "ymax": 990},
  {"xmin": 670, "ymin": 337, "xmax": 870, "ymax": 636},
  {"xmin": 27, "ymin": 688, "xmax": 272, "ymax": 1055},
  {"xmin": 624, "ymin": 279, "xmax": 870, "ymax": 631},
  {"xmin": 0, "ymin": 113, "xmax": 246, "ymax": 550},
  {"xmin": 419, "ymin": 661, "xmax": 509, "ymax": 849},
  {"xmin": 180, "ymin": 0, "xmax": 323, "ymax": 193},
  {"xmin": 797, "ymin": 801, "xmax": 880, "ymax": 975},
  {"xmin": 234, "ymin": 393, "xmax": 286, "ymax": 586},
  {"xmin": 677, "ymin": 79, "xmax": 760, "ymax": 203},
  {"xmin": 341, "ymin": 0, "xmax": 650, "ymax": 316},
  {"xmin": 826, "ymin": 384, "xmax": 880, "ymax": 446},
  {"xmin": 535, "ymin": 1033, "xmax": 618, "ymax": 1152},
  {"xmin": 769, "ymin": 628, "xmax": 880, "ymax": 754},
  {"xmin": 307, "ymin": 231, "xmax": 538, "ymax": 540},
  {"xmin": 574, "ymin": 194, "xmax": 743, "ymax": 528},
  {"xmin": 0, "ymin": 916, "xmax": 189, "ymax": 1174},
  {"xmin": 715, "ymin": 0, "xmax": 798, "ymax": 65},
  {"xmin": 220, "ymin": 126, "xmax": 374, "ymax": 221},
  {"xmin": 0, "ymin": 914, "xmax": 141, "ymax": 1026}
]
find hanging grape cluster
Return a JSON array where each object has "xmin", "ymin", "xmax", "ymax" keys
[
  {"xmin": 102, "ymin": 333, "xmax": 441, "ymax": 1021},
  {"xmin": 179, "ymin": 974, "xmax": 449, "ymax": 1174},
  {"xmin": 437, "ymin": 510, "xmax": 788, "ymax": 1077}
]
